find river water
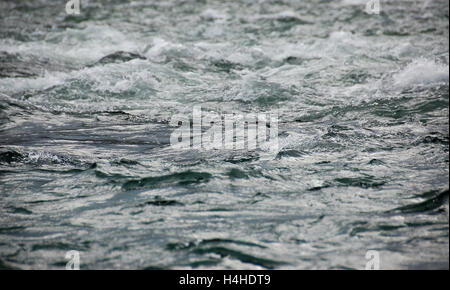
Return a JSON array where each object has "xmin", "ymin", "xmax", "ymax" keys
[{"xmin": 0, "ymin": 0, "xmax": 448, "ymax": 269}]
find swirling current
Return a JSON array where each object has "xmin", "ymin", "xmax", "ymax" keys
[{"xmin": 0, "ymin": 0, "xmax": 448, "ymax": 269}]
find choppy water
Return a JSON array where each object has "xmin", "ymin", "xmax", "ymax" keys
[{"xmin": 0, "ymin": 0, "xmax": 448, "ymax": 270}]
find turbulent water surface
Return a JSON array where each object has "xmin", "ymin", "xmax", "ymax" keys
[{"xmin": 0, "ymin": 0, "xmax": 449, "ymax": 269}]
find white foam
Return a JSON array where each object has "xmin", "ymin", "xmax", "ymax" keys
[
  {"xmin": 274, "ymin": 10, "xmax": 299, "ymax": 19},
  {"xmin": 393, "ymin": 58, "xmax": 449, "ymax": 88},
  {"xmin": 200, "ymin": 9, "xmax": 229, "ymax": 22},
  {"xmin": 0, "ymin": 70, "xmax": 69, "ymax": 95},
  {"xmin": 341, "ymin": 0, "xmax": 369, "ymax": 5},
  {"xmin": 1, "ymin": 24, "xmax": 141, "ymax": 64},
  {"xmin": 144, "ymin": 37, "xmax": 197, "ymax": 62},
  {"xmin": 251, "ymin": 10, "xmax": 300, "ymax": 22}
]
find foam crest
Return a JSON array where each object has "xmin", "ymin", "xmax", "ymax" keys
[{"xmin": 393, "ymin": 58, "xmax": 449, "ymax": 87}]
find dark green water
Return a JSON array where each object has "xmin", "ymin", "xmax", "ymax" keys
[{"xmin": 0, "ymin": 0, "xmax": 448, "ymax": 269}]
